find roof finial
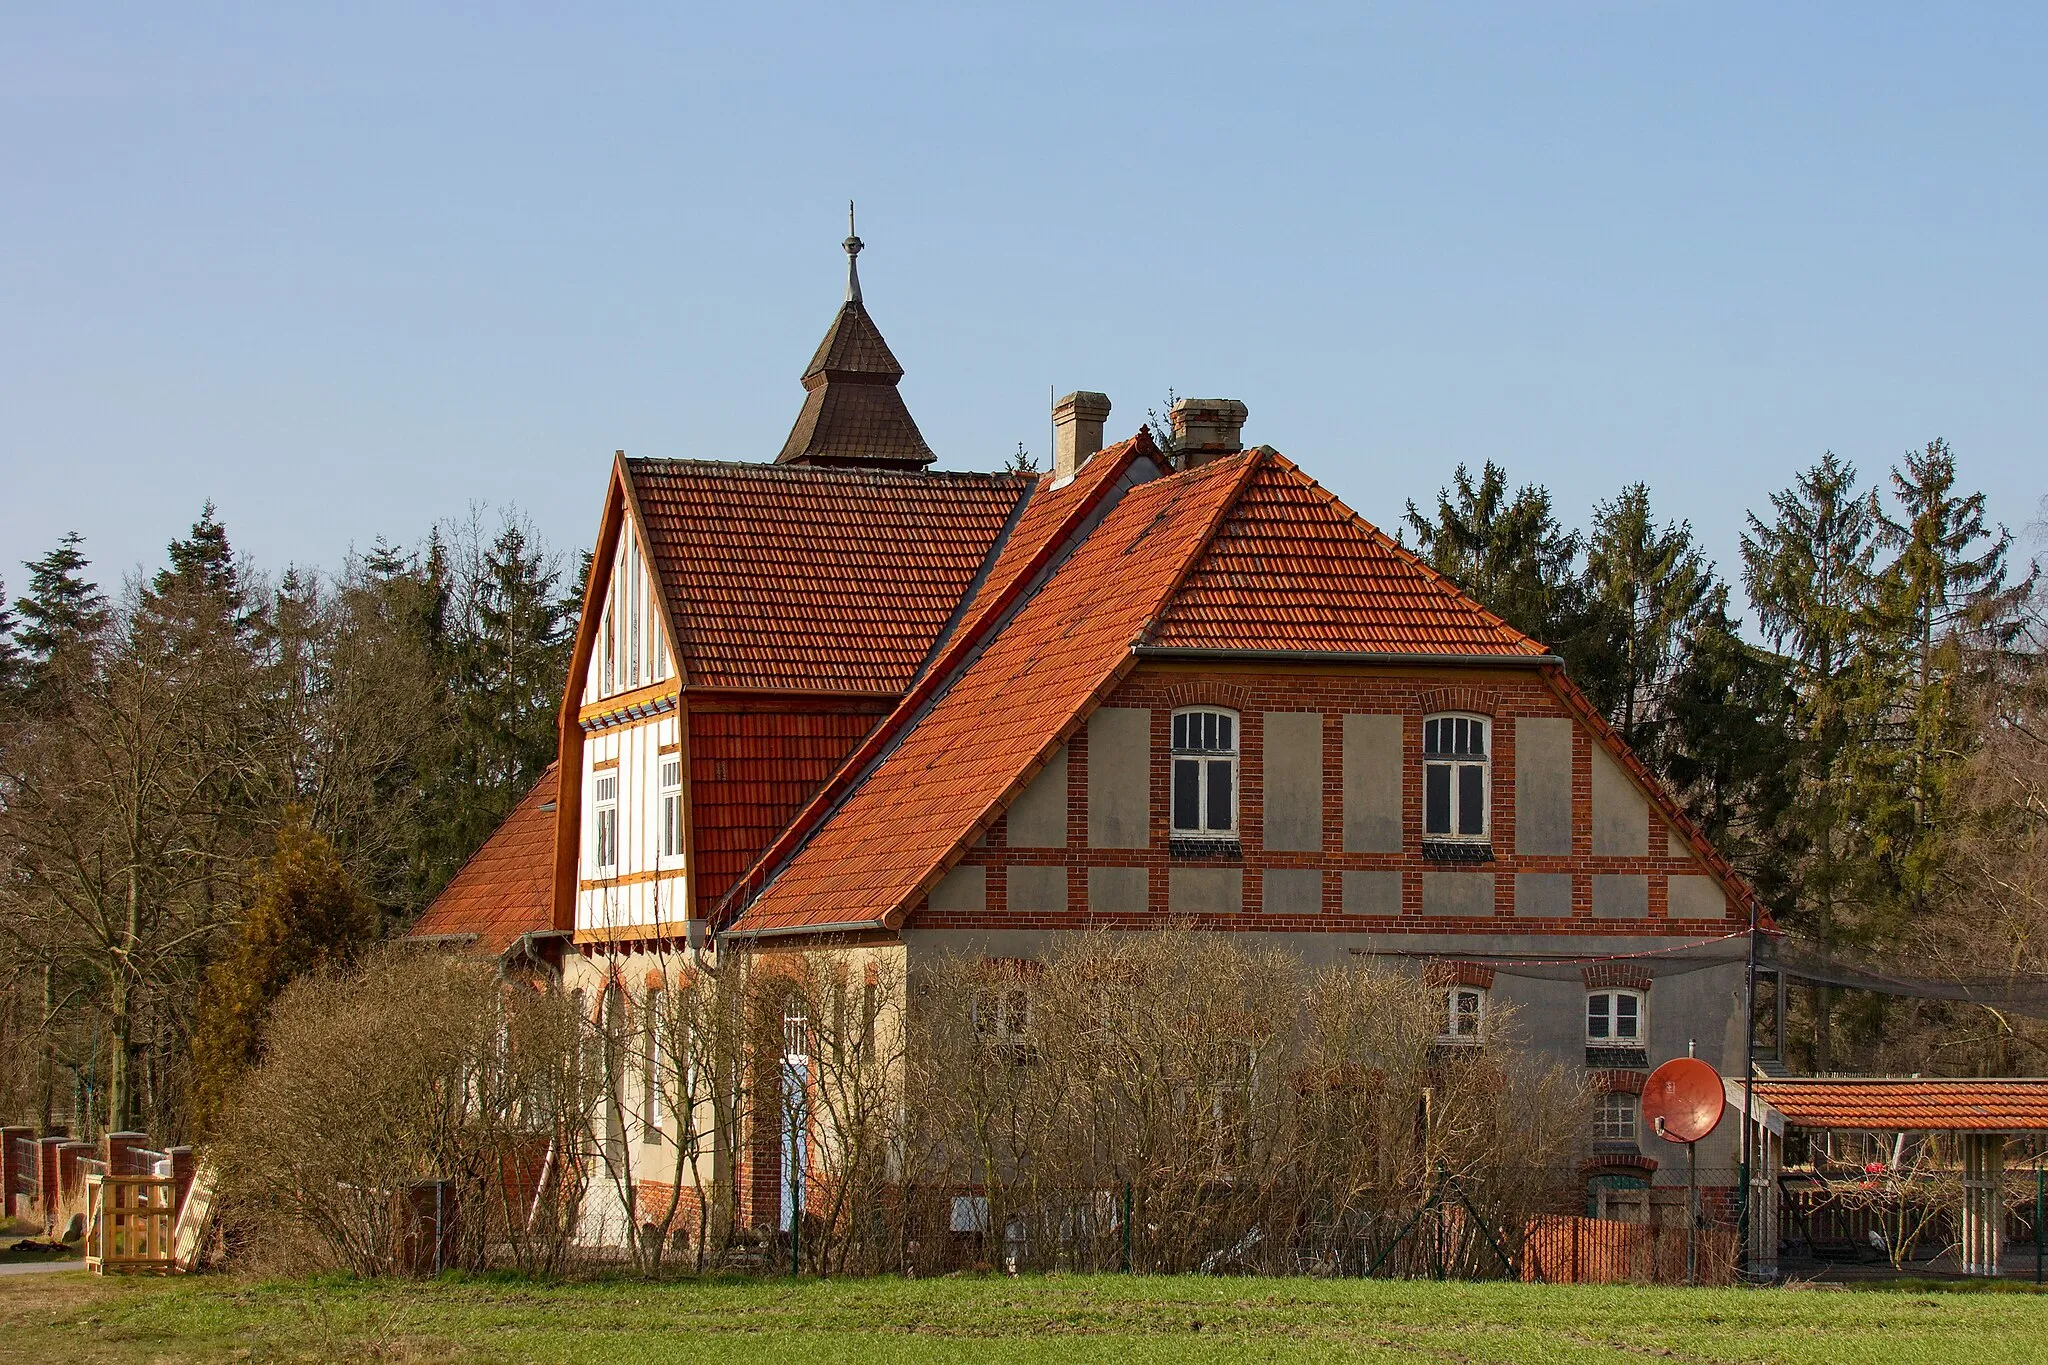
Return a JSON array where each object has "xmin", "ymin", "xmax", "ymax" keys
[{"xmin": 842, "ymin": 200, "xmax": 863, "ymax": 305}]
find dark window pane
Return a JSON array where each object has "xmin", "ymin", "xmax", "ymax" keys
[
  {"xmin": 1616, "ymin": 995, "xmax": 1639, "ymax": 1038},
  {"xmin": 1424, "ymin": 763, "xmax": 1451, "ymax": 835},
  {"xmin": 1173, "ymin": 759, "xmax": 1200, "ymax": 829},
  {"xmin": 1453, "ymin": 717, "xmax": 1468, "ymax": 754},
  {"xmin": 1424, "ymin": 718, "xmax": 1441, "ymax": 755},
  {"xmin": 1588, "ymin": 995, "xmax": 1610, "ymax": 1038},
  {"xmin": 1472, "ymin": 720, "xmax": 1487, "ymax": 757},
  {"xmin": 1458, "ymin": 764, "xmax": 1486, "ymax": 836},
  {"xmin": 1172, "ymin": 713, "xmax": 1187, "ymax": 750},
  {"xmin": 1206, "ymin": 760, "xmax": 1234, "ymax": 831},
  {"xmin": 1217, "ymin": 714, "xmax": 1233, "ymax": 751}
]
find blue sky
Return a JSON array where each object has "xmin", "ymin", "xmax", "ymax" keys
[{"xmin": 3, "ymin": 4, "xmax": 2042, "ymax": 607}]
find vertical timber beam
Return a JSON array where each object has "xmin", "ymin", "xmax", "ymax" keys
[{"xmin": 1961, "ymin": 1133, "xmax": 2006, "ymax": 1277}]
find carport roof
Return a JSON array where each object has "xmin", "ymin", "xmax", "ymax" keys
[{"xmin": 1752, "ymin": 1077, "xmax": 2048, "ymax": 1132}]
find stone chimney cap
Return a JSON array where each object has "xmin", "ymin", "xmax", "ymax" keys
[
  {"xmin": 1169, "ymin": 398, "xmax": 1248, "ymax": 465},
  {"xmin": 1053, "ymin": 391, "xmax": 1113, "ymax": 421}
]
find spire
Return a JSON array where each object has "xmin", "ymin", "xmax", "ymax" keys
[
  {"xmin": 775, "ymin": 214, "xmax": 936, "ymax": 470},
  {"xmin": 843, "ymin": 200, "xmax": 863, "ymax": 304}
]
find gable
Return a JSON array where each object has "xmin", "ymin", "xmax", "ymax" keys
[{"xmin": 581, "ymin": 495, "xmax": 676, "ymax": 707}]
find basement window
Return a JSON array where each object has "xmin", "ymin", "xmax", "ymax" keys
[
  {"xmin": 1423, "ymin": 714, "xmax": 1489, "ymax": 841},
  {"xmin": 1170, "ymin": 707, "xmax": 1238, "ymax": 838}
]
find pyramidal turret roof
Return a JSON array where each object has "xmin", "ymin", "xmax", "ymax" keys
[{"xmin": 776, "ymin": 211, "xmax": 936, "ymax": 470}]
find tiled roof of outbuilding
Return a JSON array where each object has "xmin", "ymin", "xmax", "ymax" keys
[
  {"xmin": 624, "ymin": 459, "xmax": 1030, "ymax": 694},
  {"xmin": 407, "ymin": 764, "xmax": 558, "ymax": 958},
  {"xmin": 726, "ymin": 449, "xmax": 1256, "ymax": 935},
  {"xmin": 1753, "ymin": 1078, "xmax": 2048, "ymax": 1132},
  {"xmin": 1147, "ymin": 453, "xmax": 1546, "ymax": 658}
]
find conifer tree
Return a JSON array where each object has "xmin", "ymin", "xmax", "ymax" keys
[
  {"xmin": 189, "ymin": 811, "xmax": 375, "ymax": 1137},
  {"xmin": 13, "ymin": 531, "xmax": 110, "ymax": 704},
  {"xmin": 1583, "ymin": 484, "xmax": 1714, "ymax": 758},
  {"xmin": 0, "ymin": 575, "xmax": 21, "ymax": 702}
]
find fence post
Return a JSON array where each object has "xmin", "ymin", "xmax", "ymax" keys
[{"xmin": 1120, "ymin": 1182, "xmax": 1132, "ymax": 1273}]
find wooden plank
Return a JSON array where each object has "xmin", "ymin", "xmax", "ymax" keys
[{"xmin": 172, "ymin": 1161, "xmax": 219, "ymax": 1272}]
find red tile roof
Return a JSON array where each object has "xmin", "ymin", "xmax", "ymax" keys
[
  {"xmin": 727, "ymin": 449, "xmax": 1256, "ymax": 935},
  {"xmin": 407, "ymin": 765, "xmax": 558, "ymax": 958},
  {"xmin": 1754, "ymin": 1078, "xmax": 2048, "ymax": 1132},
  {"xmin": 624, "ymin": 459, "xmax": 1030, "ymax": 693},
  {"xmin": 1147, "ymin": 453, "xmax": 1546, "ymax": 657},
  {"xmin": 686, "ymin": 707, "xmax": 884, "ymax": 913}
]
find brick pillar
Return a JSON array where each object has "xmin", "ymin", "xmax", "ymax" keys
[
  {"xmin": 0, "ymin": 1126, "xmax": 30, "ymax": 1220},
  {"xmin": 168, "ymin": 1147, "xmax": 196, "ymax": 1217},
  {"xmin": 35, "ymin": 1137, "xmax": 67, "ymax": 1234},
  {"xmin": 105, "ymin": 1131, "xmax": 148, "ymax": 1176}
]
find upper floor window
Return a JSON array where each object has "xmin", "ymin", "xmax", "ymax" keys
[
  {"xmin": 1170, "ymin": 707, "xmax": 1237, "ymax": 837},
  {"xmin": 1587, "ymin": 989, "xmax": 1644, "ymax": 1045},
  {"xmin": 1438, "ymin": 985, "xmax": 1487, "ymax": 1043},
  {"xmin": 659, "ymin": 756, "xmax": 684, "ymax": 861},
  {"xmin": 592, "ymin": 772, "xmax": 619, "ymax": 874},
  {"xmin": 973, "ymin": 988, "xmax": 1031, "ymax": 1044},
  {"xmin": 602, "ymin": 603, "xmax": 616, "ymax": 694},
  {"xmin": 1423, "ymin": 714, "xmax": 1489, "ymax": 841}
]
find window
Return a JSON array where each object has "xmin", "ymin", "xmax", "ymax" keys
[
  {"xmin": 602, "ymin": 603, "xmax": 615, "ymax": 694},
  {"xmin": 973, "ymin": 988, "xmax": 1030, "ymax": 1044},
  {"xmin": 1423, "ymin": 714, "xmax": 1490, "ymax": 840},
  {"xmin": 1170, "ymin": 707, "xmax": 1238, "ymax": 837},
  {"xmin": 628, "ymin": 549, "xmax": 642, "ymax": 687},
  {"xmin": 659, "ymin": 757, "xmax": 684, "ymax": 860},
  {"xmin": 644, "ymin": 988, "xmax": 665, "ymax": 1134},
  {"xmin": 1439, "ymin": 986, "xmax": 1487, "ymax": 1043},
  {"xmin": 592, "ymin": 772, "xmax": 619, "ymax": 874},
  {"xmin": 651, "ymin": 610, "xmax": 668, "ymax": 680},
  {"xmin": 1586, "ymin": 989, "xmax": 1644, "ymax": 1044},
  {"xmin": 1594, "ymin": 1091, "xmax": 1639, "ymax": 1144}
]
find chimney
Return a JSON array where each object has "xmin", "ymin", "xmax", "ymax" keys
[
  {"xmin": 1051, "ymin": 391, "xmax": 1112, "ymax": 485},
  {"xmin": 1169, "ymin": 398, "xmax": 1248, "ymax": 467}
]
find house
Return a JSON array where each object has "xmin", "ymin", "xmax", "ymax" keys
[{"xmin": 412, "ymin": 228, "xmax": 1763, "ymax": 1241}]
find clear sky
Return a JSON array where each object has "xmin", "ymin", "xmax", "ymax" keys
[{"xmin": 4, "ymin": 4, "xmax": 2043, "ymax": 606}]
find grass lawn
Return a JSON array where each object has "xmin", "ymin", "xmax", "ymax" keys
[{"xmin": 3, "ymin": 1269, "xmax": 2046, "ymax": 1363}]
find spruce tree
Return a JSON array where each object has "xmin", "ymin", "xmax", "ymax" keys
[
  {"xmin": 13, "ymin": 531, "xmax": 110, "ymax": 704},
  {"xmin": 0, "ymin": 575, "xmax": 21, "ymax": 701},
  {"xmin": 1583, "ymin": 484, "xmax": 1714, "ymax": 758}
]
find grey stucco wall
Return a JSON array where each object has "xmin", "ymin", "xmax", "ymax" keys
[
  {"xmin": 1263, "ymin": 712, "xmax": 1324, "ymax": 852},
  {"xmin": 1668, "ymin": 873, "xmax": 1725, "ymax": 920},
  {"xmin": 1515, "ymin": 872, "xmax": 1572, "ymax": 918},
  {"xmin": 1423, "ymin": 870, "xmax": 1495, "ymax": 917},
  {"xmin": 1515, "ymin": 717, "xmax": 1574, "ymax": 855},
  {"xmin": 928, "ymin": 863, "xmax": 985, "ymax": 913},
  {"xmin": 1591, "ymin": 747, "xmax": 1649, "ymax": 856},
  {"xmin": 1009, "ymin": 864, "xmax": 1067, "ymax": 913},
  {"xmin": 1592, "ymin": 874, "xmax": 1648, "ymax": 919},
  {"xmin": 1342, "ymin": 870, "xmax": 1402, "ymax": 915},
  {"xmin": 1342, "ymin": 714, "xmax": 1404, "ymax": 852},
  {"xmin": 1088, "ymin": 708, "xmax": 1151, "ymax": 849},
  {"xmin": 1088, "ymin": 865, "xmax": 1147, "ymax": 914},
  {"xmin": 1169, "ymin": 867, "xmax": 1243, "ymax": 915},
  {"xmin": 1008, "ymin": 746, "xmax": 1068, "ymax": 848},
  {"xmin": 1263, "ymin": 868, "xmax": 1322, "ymax": 915}
]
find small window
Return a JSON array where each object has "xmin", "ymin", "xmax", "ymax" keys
[
  {"xmin": 1587, "ymin": 989, "xmax": 1644, "ymax": 1044},
  {"xmin": 1170, "ymin": 707, "xmax": 1238, "ymax": 837},
  {"xmin": 659, "ymin": 757, "xmax": 684, "ymax": 860},
  {"xmin": 1594, "ymin": 1091, "xmax": 1639, "ymax": 1143},
  {"xmin": 592, "ymin": 772, "xmax": 619, "ymax": 874},
  {"xmin": 644, "ymin": 988, "xmax": 665, "ymax": 1134},
  {"xmin": 974, "ymin": 989, "xmax": 1030, "ymax": 1044},
  {"xmin": 1439, "ymin": 986, "xmax": 1487, "ymax": 1043},
  {"xmin": 782, "ymin": 1006, "xmax": 810, "ymax": 1062},
  {"xmin": 1423, "ymin": 714, "xmax": 1489, "ymax": 840},
  {"xmin": 602, "ymin": 603, "xmax": 616, "ymax": 694}
]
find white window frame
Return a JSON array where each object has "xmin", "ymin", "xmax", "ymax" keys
[
  {"xmin": 658, "ymin": 755, "xmax": 685, "ymax": 862},
  {"xmin": 973, "ymin": 987, "xmax": 1030, "ymax": 1044},
  {"xmin": 644, "ymin": 987, "xmax": 665, "ymax": 1135},
  {"xmin": 1169, "ymin": 706, "xmax": 1239, "ymax": 839},
  {"xmin": 1438, "ymin": 985, "xmax": 1488, "ymax": 1043},
  {"xmin": 592, "ymin": 772, "xmax": 620, "ymax": 875},
  {"xmin": 1423, "ymin": 713, "xmax": 1490, "ymax": 841},
  {"xmin": 1594, "ymin": 1090, "xmax": 1639, "ymax": 1143},
  {"xmin": 1586, "ymin": 989, "xmax": 1645, "ymax": 1045}
]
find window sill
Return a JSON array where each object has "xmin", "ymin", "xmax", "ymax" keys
[
  {"xmin": 1422, "ymin": 840, "xmax": 1494, "ymax": 864},
  {"xmin": 1169, "ymin": 837, "xmax": 1242, "ymax": 861},
  {"xmin": 1586, "ymin": 1044, "xmax": 1649, "ymax": 1068},
  {"xmin": 1591, "ymin": 1139, "xmax": 1641, "ymax": 1155}
]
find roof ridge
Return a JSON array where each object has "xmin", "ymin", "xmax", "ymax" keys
[{"xmin": 625, "ymin": 455, "xmax": 1029, "ymax": 484}]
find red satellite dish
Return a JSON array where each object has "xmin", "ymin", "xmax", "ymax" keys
[{"xmin": 1639, "ymin": 1057, "xmax": 1724, "ymax": 1144}]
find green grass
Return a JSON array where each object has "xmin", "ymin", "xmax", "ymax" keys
[{"xmin": 3, "ymin": 1269, "xmax": 2047, "ymax": 1363}]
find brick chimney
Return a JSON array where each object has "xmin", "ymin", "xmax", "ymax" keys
[
  {"xmin": 1051, "ymin": 391, "xmax": 1112, "ymax": 485},
  {"xmin": 1169, "ymin": 398, "xmax": 1248, "ymax": 467}
]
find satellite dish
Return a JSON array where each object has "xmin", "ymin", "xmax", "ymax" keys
[{"xmin": 1640, "ymin": 1057, "xmax": 1724, "ymax": 1144}]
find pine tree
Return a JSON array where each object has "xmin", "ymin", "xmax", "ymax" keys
[
  {"xmin": 1583, "ymin": 484, "xmax": 1715, "ymax": 757},
  {"xmin": 0, "ymin": 575, "xmax": 21, "ymax": 701},
  {"xmin": 188, "ymin": 812, "xmax": 375, "ymax": 1137},
  {"xmin": 13, "ymin": 531, "xmax": 110, "ymax": 705}
]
